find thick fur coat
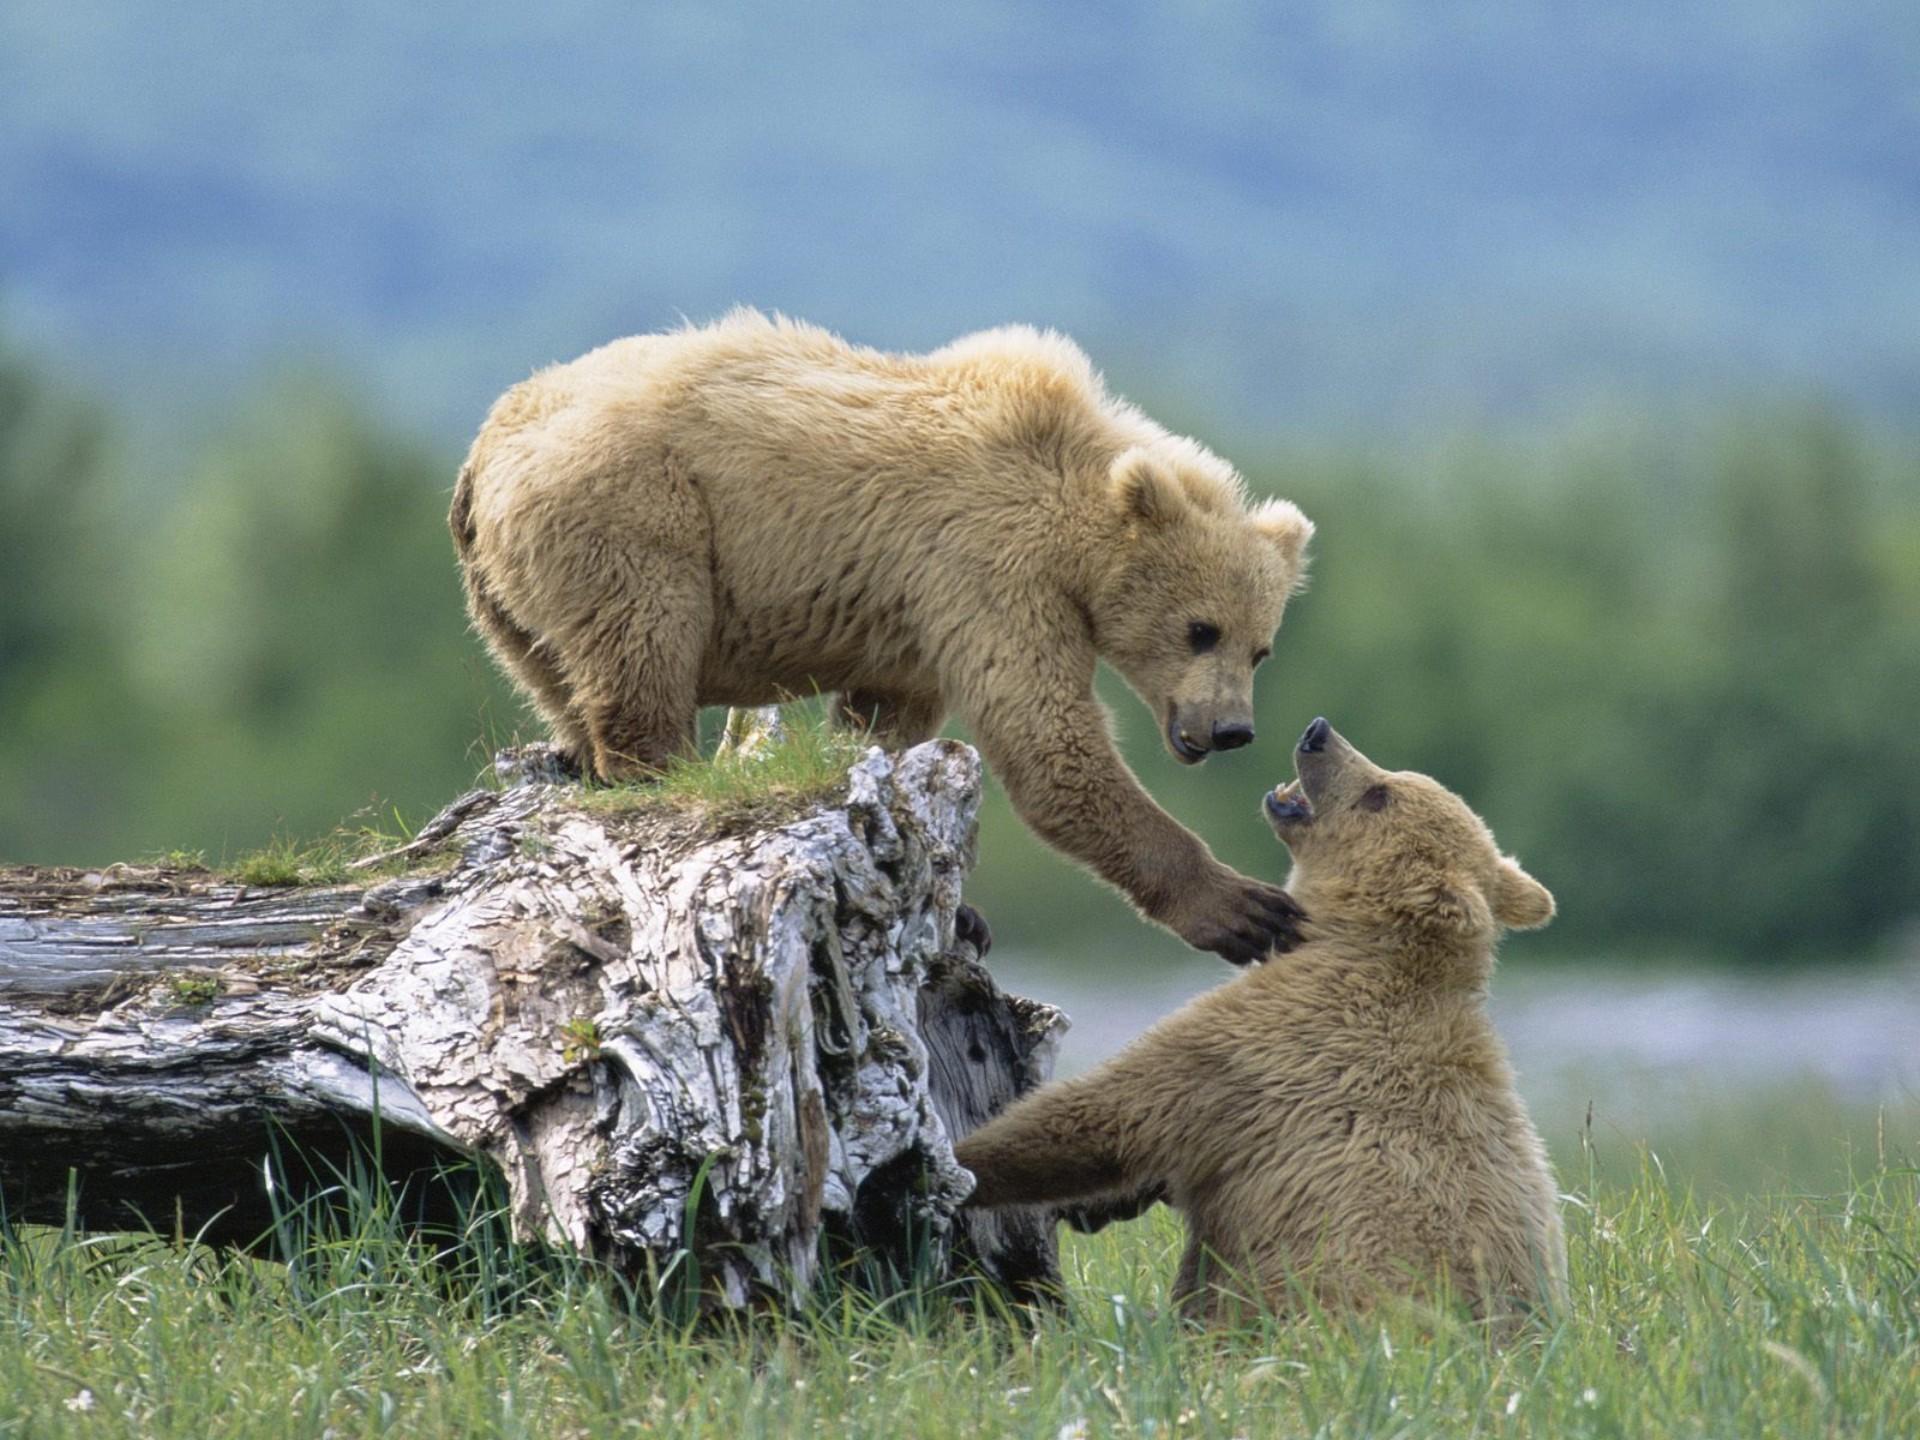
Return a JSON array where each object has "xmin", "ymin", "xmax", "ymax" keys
[
  {"xmin": 451, "ymin": 311, "xmax": 1315, "ymax": 961},
  {"xmin": 955, "ymin": 720, "xmax": 1565, "ymax": 1322}
]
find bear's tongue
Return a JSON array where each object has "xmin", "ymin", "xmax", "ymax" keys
[{"xmin": 1267, "ymin": 779, "xmax": 1313, "ymax": 820}]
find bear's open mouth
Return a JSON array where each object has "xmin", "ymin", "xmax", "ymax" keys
[{"xmin": 1265, "ymin": 779, "xmax": 1313, "ymax": 823}]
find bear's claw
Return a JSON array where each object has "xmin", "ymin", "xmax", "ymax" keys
[
  {"xmin": 954, "ymin": 902, "xmax": 993, "ymax": 957},
  {"xmin": 1197, "ymin": 881, "xmax": 1305, "ymax": 966}
]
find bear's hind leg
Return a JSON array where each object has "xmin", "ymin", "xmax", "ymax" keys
[
  {"xmin": 1174, "ymin": 1236, "xmax": 1218, "ymax": 1322},
  {"xmin": 834, "ymin": 689, "xmax": 947, "ymax": 749},
  {"xmin": 559, "ymin": 553, "xmax": 712, "ymax": 781},
  {"xmin": 1172, "ymin": 1221, "xmax": 1264, "ymax": 1324},
  {"xmin": 461, "ymin": 563, "xmax": 590, "ymax": 760}
]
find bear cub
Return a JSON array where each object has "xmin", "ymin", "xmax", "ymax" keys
[
  {"xmin": 955, "ymin": 718, "xmax": 1565, "ymax": 1322},
  {"xmin": 451, "ymin": 312, "xmax": 1315, "ymax": 962}
]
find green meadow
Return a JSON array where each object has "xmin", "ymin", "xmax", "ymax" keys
[{"xmin": 5, "ymin": 1091, "xmax": 1917, "ymax": 1439}]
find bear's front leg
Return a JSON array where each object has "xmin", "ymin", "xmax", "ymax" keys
[
  {"xmin": 954, "ymin": 1076, "xmax": 1135, "ymax": 1208},
  {"xmin": 965, "ymin": 673, "xmax": 1302, "ymax": 964},
  {"xmin": 1149, "ymin": 860, "xmax": 1305, "ymax": 967}
]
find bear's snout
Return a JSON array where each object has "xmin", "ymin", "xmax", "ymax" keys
[
  {"xmin": 1298, "ymin": 717, "xmax": 1332, "ymax": 753},
  {"xmin": 1168, "ymin": 716, "xmax": 1256, "ymax": 762},
  {"xmin": 1211, "ymin": 721, "xmax": 1254, "ymax": 751}
]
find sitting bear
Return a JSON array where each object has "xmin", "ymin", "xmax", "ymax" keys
[
  {"xmin": 451, "ymin": 311, "xmax": 1314, "ymax": 962},
  {"xmin": 955, "ymin": 717, "xmax": 1565, "ymax": 1322}
]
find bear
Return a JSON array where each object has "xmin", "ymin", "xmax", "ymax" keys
[
  {"xmin": 450, "ymin": 311, "xmax": 1315, "ymax": 963},
  {"xmin": 954, "ymin": 716, "xmax": 1565, "ymax": 1323}
]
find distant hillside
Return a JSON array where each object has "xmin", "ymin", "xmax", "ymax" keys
[{"xmin": 2, "ymin": 0, "xmax": 1915, "ymax": 443}]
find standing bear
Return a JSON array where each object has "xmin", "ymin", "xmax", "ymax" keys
[
  {"xmin": 956, "ymin": 718, "xmax": 1565, "ymax": 1323},
  {"xmin": 451, "ymin": 311, "xmax": 1315, "ymax": 962}
]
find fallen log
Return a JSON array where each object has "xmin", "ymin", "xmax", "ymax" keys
[{"xmin": 0, "ymin": 739, "xmax": 1068, "ymax": 1308}]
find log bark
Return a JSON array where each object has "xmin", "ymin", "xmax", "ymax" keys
[{"xmin": 0, "ymin": 740, "xmax": 1068, "ymax": 1308}]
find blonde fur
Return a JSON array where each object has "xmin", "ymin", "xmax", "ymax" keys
[
  {"xmin": 954, "ymin": 722, "xmax": 1566, "ymax": 1323},
  {"xmin": 452, "ymin": 311, "xmax": 1315, "ymax": 961}
]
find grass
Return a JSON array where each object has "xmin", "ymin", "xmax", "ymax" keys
[
  {"xmin": 3, "ymin": 1097, "xmax": 1917, "ymax": 1438},
  {"xmin": 231, "ymin": 831, "xmax": 354, "ymax": 886},
  {"xmin": 149, "ymin": 847, "xmax": 210, "ymax": 872},
  {"xmin": 219, "ymin": 707, "xmax": 875, "ymax": 887},
  {"xmin": 217, "ymin": 706, "xmax": 879, "ymax": 884},
  {"xmin": 576, "ymin": 703, "xmax": 875, "ymax": 827},
  {"xmin": 228, "ymin": 812, "xmax": 455, "ymax": 887}
]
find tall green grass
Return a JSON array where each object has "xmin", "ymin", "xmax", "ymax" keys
[{"xmin": 4, "ymin": 1099, "xmax": 1916, "ymax": 1438}]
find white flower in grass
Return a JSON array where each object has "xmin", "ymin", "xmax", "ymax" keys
[{"xmin": 64, "ymin": 1389, "xmax": 96, "ymax": 1413}]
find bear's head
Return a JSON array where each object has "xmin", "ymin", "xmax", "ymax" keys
[
  {"xmin": 1262, "ymin": 718, "xmax": 1554, "ymax": 956},
  {"xmin": 1094, "ymin": 446, "xmax": 1314, "ymax": 766}
]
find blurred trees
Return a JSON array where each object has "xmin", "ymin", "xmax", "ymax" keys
[
  {"xmin": 0, "ymin": 352, "xmax": 513, "ymax": 865},
  {"xmin": 0, "ymin": 353, "xmax": 143, "ymax": 858},
  {"xmin": 969, "ymin": 408, "xmax": 1920, "ymax": 962},
  {"xmin": 1, "ymin": 342, "xmax": 1914, "ymax": 959},
  {"xmin": 123, "ymin": 381, "xmax": 512, "ymax": 847}
]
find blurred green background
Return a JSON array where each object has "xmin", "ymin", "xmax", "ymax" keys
[{"xmin": 5, "ymin": 350, "xmax": 1914, "ymax": 967}]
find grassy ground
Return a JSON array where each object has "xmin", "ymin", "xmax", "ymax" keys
[
  {"xmin": 208, "ymin": 705, "xmax": 870, "ymax": 885},
  {"xmin": 226, "ymin": 821, "xmax": 444, "ymax": 887},
  {"xmin": 575, "ymin": 704, "xmax": 872, "ymax": 828},
  {"xmin": 4, "ymin": 1095, "xmax": 1916, "ymax": 1439},
  {"xmin": 13, "ymin": 728, "xmax": 1913, "ymax": 1434}
]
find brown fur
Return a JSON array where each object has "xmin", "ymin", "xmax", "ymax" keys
[
  {"xmin": 452, "ymin": 311, "xmax": 1315, "ymax": 961},
  {"xmin": 954, "ymin": 721, "xmax": 1565, "ymax": 1323}
]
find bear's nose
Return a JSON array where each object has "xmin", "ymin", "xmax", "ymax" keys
[
  {"xmin": 1211, "ymin": 722, "xmax": 1254, "ymax": 751},
  {"xmin": 1298, "ymin": 717, "xmax": 1331, "ymax": 753}
]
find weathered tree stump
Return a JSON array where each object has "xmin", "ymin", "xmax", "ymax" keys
[{"xmin": 0, "ymin": 740, "xmax": 1068, "ymax": 1308}]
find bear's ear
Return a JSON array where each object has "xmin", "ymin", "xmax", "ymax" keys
[
  {"xmin": 1111, "ymin": 447, "xmax": 1186, "ymax": 528},
  {"xmin": 1491, "ymin": 856, "xmax": 1555, "ymax": 931},
  {"xmin": 1249, "ymin": 497, "xmax": 1315, "ymax": 573},
  {"xmin": 1423, "ymin": 880, "xmax": 1493, "ymax": 937},
  {"xmin": 1392, "ymin": 865, "xmax": 1493, "ymax": 938}
]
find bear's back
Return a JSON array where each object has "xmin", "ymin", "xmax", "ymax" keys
[{"xmin": 507, "ymin": 312, "xmax": 1160, "ymax": 476}]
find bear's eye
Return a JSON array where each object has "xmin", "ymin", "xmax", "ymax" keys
[
  {"xmin": 1356, "ymin": 784, "xmax": 1392, "ymax": 812},
  {"xmin": 1252, "ymin": 645, "xmax": 1272, "ymax": 668},
  {"xmin": 1187, "ymin": 621, "xmax": 1221, "ymax": 654}
]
